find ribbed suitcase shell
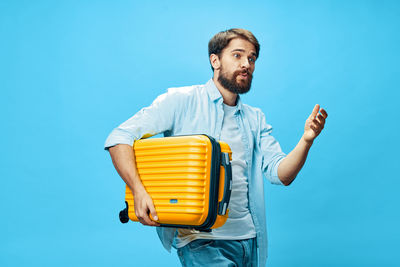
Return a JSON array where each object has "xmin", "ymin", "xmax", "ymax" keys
[{"xmin": 120, "ymin": 135, "xmax": 232, "ymax": 230}]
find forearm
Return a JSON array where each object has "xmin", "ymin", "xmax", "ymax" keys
[
  {"xmin": 108, "ymin": 144, "xmax": 145, "ymax": 195},
  {"xmin": 277, "ymin": 135, "xmax": 313, "ymax": 186}
]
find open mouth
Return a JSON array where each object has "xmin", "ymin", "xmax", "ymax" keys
[{"xmin": 237, "ymin": 72, "xmax": 249, "ymax": 80}]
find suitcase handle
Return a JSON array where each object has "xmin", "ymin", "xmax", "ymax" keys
[{"xmin": 218, "ymin": 152, "xmax": 232, "ymax": 215}]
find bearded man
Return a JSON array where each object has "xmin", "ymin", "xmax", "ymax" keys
[{"xmin": 105, "ymin": 28, "xmax": 328, "ymax": 267}]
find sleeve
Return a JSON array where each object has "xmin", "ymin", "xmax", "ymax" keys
[
  {"xmin": 104, "ymin": 89, "xmax": 180, "ymax": 150},
  {"xmin": 259, "ymin": 111, "xmax": 286, "ymax": 185}
]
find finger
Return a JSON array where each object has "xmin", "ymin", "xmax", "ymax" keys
[
  {"xmin": 148, "ymin": 201, "xmax": 159, "ymax": 222},
  {"xmin": 141, "ymin": 201, "xmax": 159, "ymax": 226},
  {"xmin": 135, "ymin": 208, "xmax": 148, "ymax": 225},
  {"xmin": 311, "ymin": 118, "xmax": 323, "ymax": 131},
  {"xmin": 136, "ymin": 201, "xmax": 155, "ymax": 226},
  {"xmin": 145, "ymin": 216, "xmax": 160, "ymax": 226},
  {"xmin": 306, "ymin": 116, "xmax": 323, "ymax": 129},
  {"xmin": 309, "ymin": 104, "xmax": 320, "ymax": 119},
  {"xmin": 310, "ymin": 124, "xmax": 320, "ymax": 133},
  {"xmin": 139, "ymin": 209, "xmax": 158, "ymax": 226},
  {"xmin": 136, "ymin": 213, "xmax": 147, "ymax": 225},
  {"xmin": 316, "ymin": 114, "xmax": 325, "ymax": 126},
  {"xmin": 310, "ymin": 122, "xmax": 323, "ymax": 134},
  {"xmin": 320, "ymin": 108, "xmax": 328, "ymax": 119},
  {"xmin": 141, "ymin": 213, "xmax": 153, "ymax": 226},
  {"xmin": 143, "ymin": 199, "xmax": 160, "ymax": 226}
]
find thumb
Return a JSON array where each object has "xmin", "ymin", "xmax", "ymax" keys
[
  {"xmin": 148, "ymin": 201, "xmax": 159, "ymax": 221},
  {"xmin": 309, "ymin": 104, "xmax": 320, "ymax": 119}
]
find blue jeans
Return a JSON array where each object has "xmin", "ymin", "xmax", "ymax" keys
[{"xmin": 177, "ymin": 238, "xmax": 258, "ymax": 267}]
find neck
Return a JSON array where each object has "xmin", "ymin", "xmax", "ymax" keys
[{"xmin": 212, "ymin": 76, "xmax": 237, "ymax": 106}]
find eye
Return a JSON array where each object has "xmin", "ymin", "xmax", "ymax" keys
[
  {"xmin": 249, "ymin": 57, "xmax": 256, "ymax": 63},
  {"xmin": 233, "ymin": 53, "xmax": 240, "ymax": 59}
]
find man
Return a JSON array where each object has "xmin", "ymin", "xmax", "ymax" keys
[{"xmin": 105, "ymin": 28, "xmax": 327, "ymax": 266}]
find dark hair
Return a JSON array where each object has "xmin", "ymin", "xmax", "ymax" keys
[{"xmin": 208, "ymin": 28, "xmax": 260, "ymax": 71}]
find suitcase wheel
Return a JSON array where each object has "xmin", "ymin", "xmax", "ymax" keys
[{"xmin": 119, "ymin": 201, "xmax": 130, "ymax": 223}]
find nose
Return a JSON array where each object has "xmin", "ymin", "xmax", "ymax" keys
[{"xmin": 240, "ymin": 58, "xmax": 250, "ymax": 69}]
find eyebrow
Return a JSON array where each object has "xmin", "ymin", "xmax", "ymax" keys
[{"xmin": 231, "ymin": 49, "xmax": 257, "ymax": 57}]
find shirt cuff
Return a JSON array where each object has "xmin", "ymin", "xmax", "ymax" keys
[
  {"xmin": 104, "ymin": 128, "xmax": 136, "ymax": 150},
  {"xmin": 269, "ymin": 156, "xmax": 285, "ymax": 185}
]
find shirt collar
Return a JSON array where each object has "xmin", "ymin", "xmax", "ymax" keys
[{"xmin": 205, "ymin": 79, "xmax": 243, "ymax": 113}]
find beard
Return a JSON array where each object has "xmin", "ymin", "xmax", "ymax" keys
[{"xmin": 218, "ymin": 66, "xmax": 253, "ymax": 95}]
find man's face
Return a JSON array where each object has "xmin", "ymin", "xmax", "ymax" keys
[{"xmin": 216, "ymin": 38, "xmax": 257, "ymax": 94}]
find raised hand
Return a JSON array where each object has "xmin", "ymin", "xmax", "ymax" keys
[{"xmin": 303, "ymin": 104, "xmax": 328, "ymax": 143}]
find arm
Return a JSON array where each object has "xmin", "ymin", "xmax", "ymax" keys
[
  {"xmin": 109, "ymin": 144, "xmax": 160, "ymax": 226},
  {"xmin": 105, "ymin": 90, "xmax": 182, "ymax": 226},
  {"xmin": 278, "ymin": 104, "xmax": 328, "ymax": 186}
]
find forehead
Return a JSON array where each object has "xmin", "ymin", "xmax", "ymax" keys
[{"xmin": 223, "ymin": 38, "xmax": 256, "ymax": 55}]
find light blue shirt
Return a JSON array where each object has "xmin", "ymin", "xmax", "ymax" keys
[
  {"xmin": 174, "ymin": 102, "xmax": 257, "ymax": 248},
  {"xmin": 104, "ymin": 79, "xmax": 286, "ymax": 266}
]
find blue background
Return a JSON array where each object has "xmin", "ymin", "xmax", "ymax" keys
[{"xmin": 1, "ymin": 0, "xmax": 399, "ymax": 266}]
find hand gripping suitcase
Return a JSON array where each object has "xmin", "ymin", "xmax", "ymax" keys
[{"xmin": 119, "ymin": 134, "xmax": 232, "ymax": 231}]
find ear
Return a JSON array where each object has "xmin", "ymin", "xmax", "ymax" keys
[{"xmin": 210, "ymin": 54, "xmax": 221, "ymax": 70}]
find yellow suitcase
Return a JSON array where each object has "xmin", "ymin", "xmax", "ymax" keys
[{"xmin": 119, "ymin": 135, "xmax": 232, "ymax": 230}]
